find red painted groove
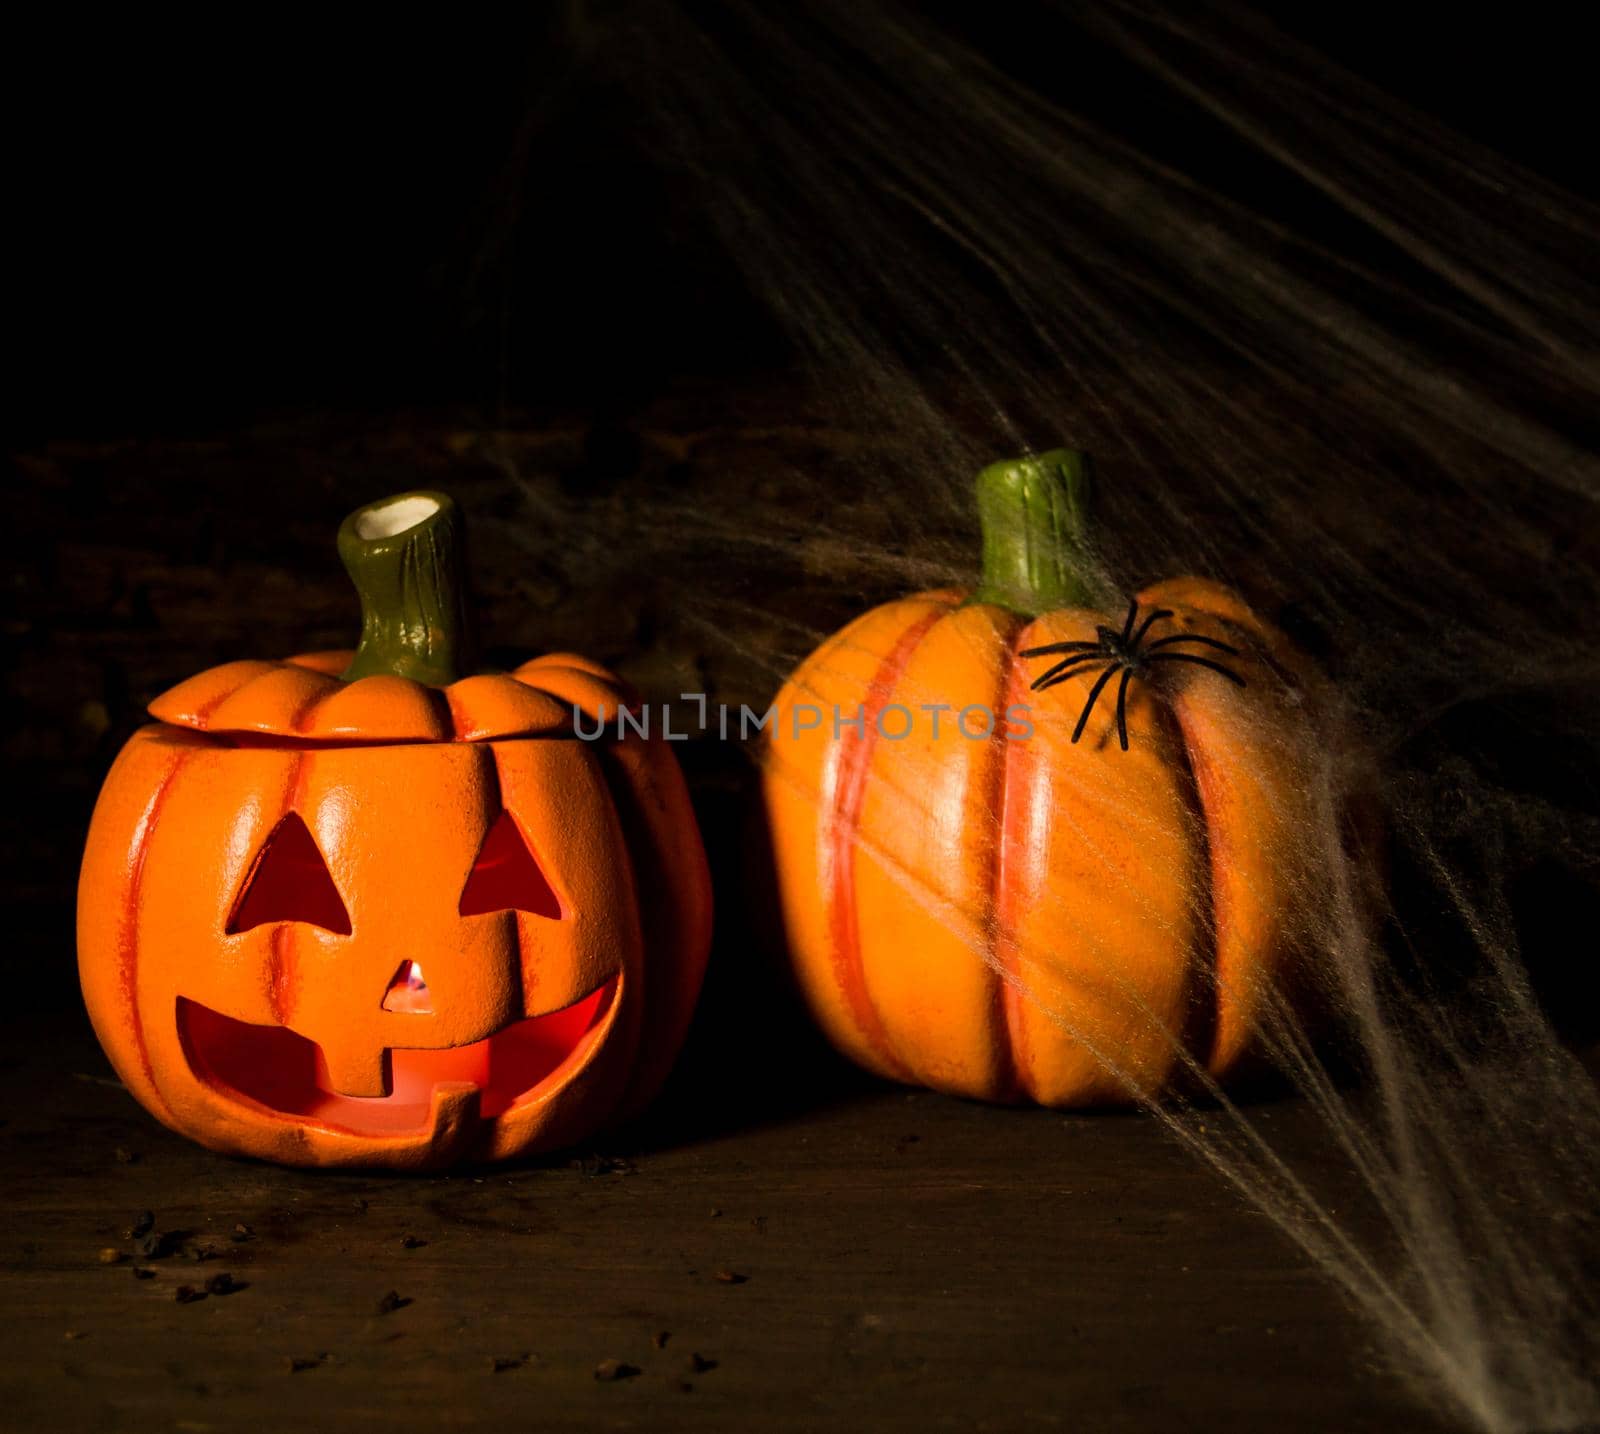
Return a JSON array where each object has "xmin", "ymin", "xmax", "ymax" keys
[
  {"xmin": 119, "ymin": 749, "xmax": 196, "ymax": 1121},
  {"xmin": 441, "ymin": 685, "xmax": 470, "ymax": 739},
  {"xmin": 426, "ymin": 682, "xmax": 457, "ymax": 741},
  {"xmin": 288, "ymin": 682, "xmax": 332, "ymax": 735},
  {"xmin": 216, "ymin": 732, "xmax": 540, "ymax": 751},
  {"xmin": 990, "ymin": 622, "xmax": 1032, "ymax": 1102},
  {"xmin": 267, "ymin": 925, "xmax": 295, "ymax": 1027},
  {"xmin": 191, "ymin": 670, "xmax": 258, "ymax": 723},
  {"xmin": 266, "ymin": 752, "xmax": 310, "ymax": 1026},
  {"xmin": 822, "ymin": 604, "xmax": 952, "ymax": 1080},
  {"xmin": 1165, "ymin": 698, "xmax": 1227, "ymax": 1077}
]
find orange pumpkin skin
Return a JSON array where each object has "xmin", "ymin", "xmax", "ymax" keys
[
  {"xmin": 762, "ymin": 459, "xmax": 1370, "ymax": 1108},
  {"xmin": 79, "ymin": 650, "xmax": 711, "ymax": 1172}
]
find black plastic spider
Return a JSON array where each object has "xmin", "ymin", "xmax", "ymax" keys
[{"xmin": 1018, "ymin": 599, "xmax": 1246, "ymax": 752}]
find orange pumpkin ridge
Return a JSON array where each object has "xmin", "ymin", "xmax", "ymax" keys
[
  {"xmin": 587, "ymin": 730, "xmax": 714, "ymax": 1122},
  {"xmin": 824, "ymin": 603, "xmax": 952, "ymax": 1083},
  {"xmin": 116, "ymin": 744, "xmax": 195, "ymax": 1126},
  {"xmin": 481, "ymin": 740, "xmax": 533, "ymax": 1015},
  {"xmin": 1160, "ymin": 703, "xmax": 1222, "ymax": 1076},
  {"xmin": 993, "ymin": 627, "xmax": 1035, "ymax": 1101},
  {"xmin": 934, "ymin": 604, "xmax": 1031, "ymax": 1103}
]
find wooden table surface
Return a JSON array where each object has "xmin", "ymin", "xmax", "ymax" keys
[{"xmin": 0, "ymin": 1016, "xmax": 1454, "ymax": 1434}]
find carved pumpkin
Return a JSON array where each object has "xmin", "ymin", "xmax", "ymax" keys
[
  {"xmin": 78, "ymin": 492, "xmax": 711, "ymax": 1169},
  {"xmin": 761, "ymin": 450, "xmax": 1372, "ymax": 1106}
]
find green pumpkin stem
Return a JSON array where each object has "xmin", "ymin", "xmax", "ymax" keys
[
  {"xmin": 969, "ymin": 448, "xmax": 1098, "ymax": 614},
  {"xmin": 338, "ymin": 491, "xmax": 477, "ymax": 685}
]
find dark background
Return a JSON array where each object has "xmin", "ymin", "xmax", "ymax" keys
[{"xmin": 12, "ymin": 5, "xmax": 1594, "ymax": 440}]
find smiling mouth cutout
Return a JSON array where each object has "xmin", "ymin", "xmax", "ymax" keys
[{"xmin": 177, "ymin": 977, "xmax": 618, "ymax": 1135}]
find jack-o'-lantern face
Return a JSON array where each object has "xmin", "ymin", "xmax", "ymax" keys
[
  {"xmin": 171, "ymin": 735, "xmax": 639, "ymax": 1162},
  {"xmin": 78, "ymin": 491, "xmax": 711, "ymax": 1171},
  {"xmin": 81, "ymin": 721, "xmax": 691, "ymax": 1168}
]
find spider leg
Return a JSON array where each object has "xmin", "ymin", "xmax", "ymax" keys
[
  {"xmin": 1144, "ymin": 632, "xmax": 1240, "ymax": 656},
  {"xmin": 1071, "ymin": 663, "xmax": 1120, "ymax": 743},
  {"xmin": 1029, "ymin": 651, "xmax": 1107, "ymax": 691},
  {"xmin": 1118, "ymin": 599, "xmax": 1139, "ymax": 643},
  {"xmin": 1114, "ymin": 666, "xmax": 1134, "ymax": 751},
  {"xmin": 1017, "ymin": 638, "xmax": 1097, "ymax": 659},
  {"xmin": 1128, "ymin": 607, "xmax": 1175, "ymax": 651},
  {"xmin": 1145, "ymin": 652, "xmax": 1247, "ymax": 686}
]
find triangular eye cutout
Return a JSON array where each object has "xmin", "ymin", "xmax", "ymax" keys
[
  {"xmin": 381, "ymin": 960, "xmax": 433, "ymax": 1015},
  {"xmin": 459, "ymin": 811, "xmax": 562, "ymax": 919},
  {"xmin": 228, "ymin": 813, "xmax": 352, "ymax": 935}
]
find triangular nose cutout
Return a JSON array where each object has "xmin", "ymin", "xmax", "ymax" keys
[
  {"xmin": 228, "ymin": 813, "xmax": 351, "ymax": 934},
  {"xmin": 382, "ymin": 960, "xmax": 433, "ymax": 1015},
  {"xmin": 459, "ymin": 811, "xmax": 562, "ymax": 919}
]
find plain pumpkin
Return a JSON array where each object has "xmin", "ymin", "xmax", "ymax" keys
[
  {"xmin": 760, "ymin": 450, "xmax": 1374, "ymax": 1106},
  {"xmin": 78, "ymin": 491, "xmax": 711, "ymax": 1170}
]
